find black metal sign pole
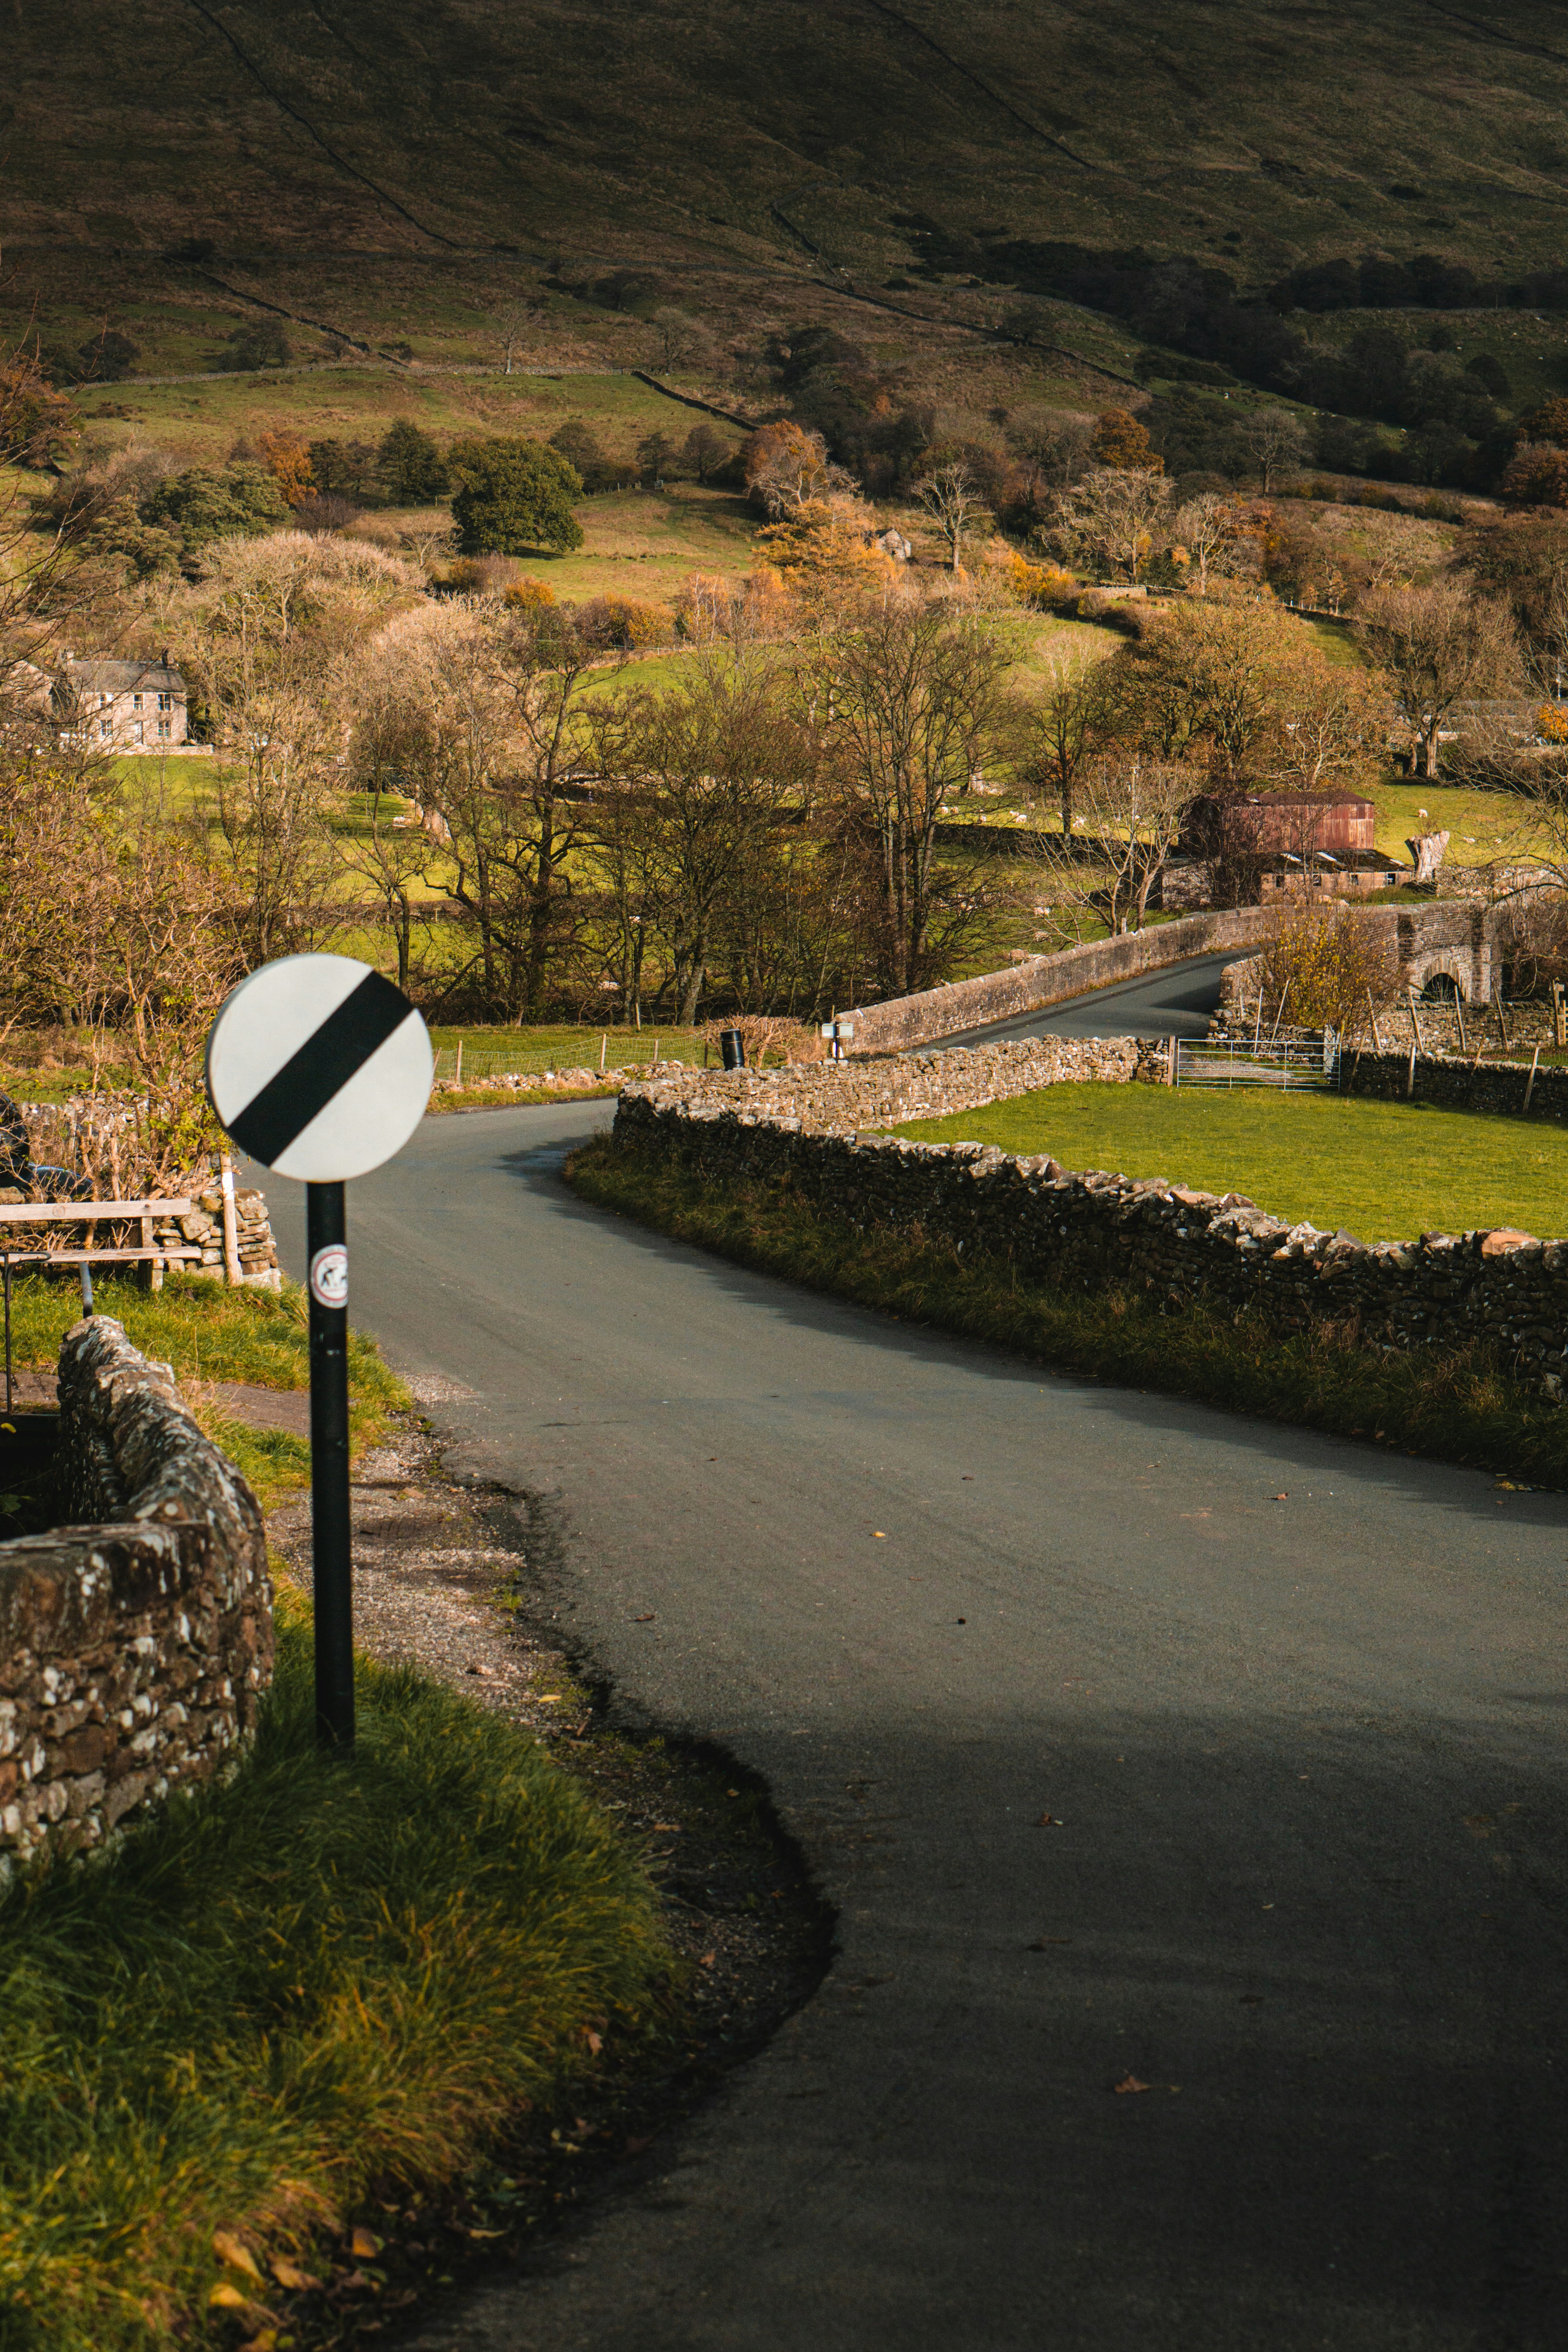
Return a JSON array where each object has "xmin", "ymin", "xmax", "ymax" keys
[{"xmin": 307, "ymin": 1179, "xmax": 354, "ymax": 1748}]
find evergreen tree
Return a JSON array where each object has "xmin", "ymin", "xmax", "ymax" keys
[{"xmin": 449, "ymin": 437, "xmax": 584, "ymax": 555}]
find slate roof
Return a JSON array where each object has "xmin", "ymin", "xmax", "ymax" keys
[{"xmin": 59, "ymin": 657, "xmax": 185, "ymax": 695}]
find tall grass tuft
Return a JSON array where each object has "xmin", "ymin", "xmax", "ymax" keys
[
  {"xmin": 568, "ymin": 1138, "xmax": 1568, "ymax": 1488},
  {"xmin": 0, "ymin": 1599, "xmax": 674, "ymax": 2350}
]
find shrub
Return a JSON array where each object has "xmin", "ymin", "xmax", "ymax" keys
[
  {"xmin": 503, "ymin": 575, "xmax": 557, "ymax": 610},
  {"xmin": 1257, "ymin": 902, "xmax": 1398, "ymax": 1031},
  {"xmin": 574, "ymin": 593, "xmax": 670, "ymax": 649},
  {"xmin": 448, "ymin": 436, "xmax": 584, "ymax": 555}
]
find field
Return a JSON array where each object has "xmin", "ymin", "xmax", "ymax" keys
[
  {"xmin": 70, "ymin": 365, "xmax": 749, "ymax": 475},
  {"xmin": 892, "ymin": 1084, "xmax": 1568, "ymax": 1245}
]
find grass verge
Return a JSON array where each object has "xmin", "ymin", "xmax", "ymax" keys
[
  {"xmin": 2, "ymin": 1269, "xmax": 405, "ymax": 1511},
  {"xmin": 566, "ymin": 1136, "xmax": 1568, "ymax": 1489},
  {"xmin": 0, "ymin": 1594, "xmax": 675, "ymax": 2352}
]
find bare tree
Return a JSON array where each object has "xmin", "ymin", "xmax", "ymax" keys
[
  {"xmin": 1173, "ymin": 492, "xmax": 1244, "ymax": 596},
  {"xmin": 1052, "ymin": 467, "xmax": 1175, "ymax": 583},
  {"xmin": 488, "ymin": 299, "xmax": 545, "ymax": 374},
  {"xmin": 584, "ymin": 657, "xmax": 811, "ymax": 1023},
  {"xmin": 914, "ymin": 462, "xmax": 991, "ymax": 572},
  {"xmin": 205, "ymin": 684, "xmax": 345, "ymax": 966},
  {"xmin": 1355, "ymin": 584, "xmax": 1521, "ymax": 779},
  {"xmin": 1012, "ymin": 652, "xmax": 1118, "ymax": 834},
  {"xmin": 1027, "ymin": 755, "xmax": 1188, "ymax": 939},
  {"xmin": 813, "ymin": 603, "xmax": 1013, "ymax": 995},
  {"xmin": 650, "ymin": 307, "xmax": 713, "ymax": 375},
  {"xmin": 1229, "ymin": 407, "xmax": 1312, "ymax": 494}
]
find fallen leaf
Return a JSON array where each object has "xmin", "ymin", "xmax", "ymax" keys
[
  {"xmin": 872, "ymin": 1531, "xmax": 887, "ymax": 1539},
  {"xmin": 240, "ymin": 2335, "xmax": 280, "ymax": 2352},
  {"xmin": 1034, "ymin": 1813, "xmax": 1064, "ymax": 1827},
  {"xmin": 1272, "ymin": 1494, "xmax": 1289, "ymax": 1503},
  {"xmin": 584, "ymin": 2029, "xmax": 603, "ymax": 2054},
  {"xmin": 209, "ymin": 2282, "xmax": 259, "ymax": 2310},
  {"xmin": 698, "ymin": 1951, "xmax": 717, "ymax": 1967},
  {"xmin": 269, "ymin": 2256, "xmax": 321, "ymax": 2290},
  {"xmin": 1114, "ymin": 2074, "xmax": 1151, "ymax": 2095},
  {"xmin": 337, "ymin": 2268, "xmax": 374, "ymax": 2290},
  {"xmin": 212, "ymin": 2231, "xmax": 263, "ymax": 2283},
  {"xmin": 633, "ymin": 1613, "xmax": 655, "ymax": 1622},
  {"xmin": 350, "ymin": 2228, "xmax": 383, "ymax": 2260},
  {"xmin": 650, "ymin": 1822, "xmax": 682, "ymax": 1832},
  {"xmin": 468, "ymin": 2227, "xmax": 506, "ymax": 2239}
]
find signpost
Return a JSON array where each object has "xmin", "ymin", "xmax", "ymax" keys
[
  {"xmin": 820, "ymin": 1016, "xmax": 855, "ymax": 1062},
  {"xmin": 205, "ymin": 955, "xmax": 433, "ymax": 1748}
]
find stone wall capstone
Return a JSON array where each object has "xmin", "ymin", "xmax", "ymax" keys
[{"xmin": 0, "ymin": 1317, "xmax": 273, "ymax": 1867}]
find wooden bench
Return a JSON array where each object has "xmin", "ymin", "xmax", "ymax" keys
[{"xmin": 0, "ymin": 1198, "xmax": 214, "ymax": 1412}]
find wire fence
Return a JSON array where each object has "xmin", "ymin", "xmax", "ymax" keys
[{"xmin": 430, "ymin": 1037, "xmax": 703, "ymax": 1086}]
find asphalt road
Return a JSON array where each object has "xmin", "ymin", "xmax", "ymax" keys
[
  {"xmin": 251, "ymin": 985, "xmax": 1568, "ymax": 2352},
  {"xmin": 935, "ymin": 948, "xmax": 1245, "ymax": 1047}
]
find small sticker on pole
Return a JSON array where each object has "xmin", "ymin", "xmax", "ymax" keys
[{"xmin": 309, "ymin": 1245, "xmax": 349, "ymax": 1308}]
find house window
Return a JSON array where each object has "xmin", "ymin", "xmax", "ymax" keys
[
  {"xmin": 158, "ymin": 692, "xmax": 172, "ymax": 711},
  {"xmin": 99, "ymin": 719, "xmax": 112, "ymax": 738},
  {"xmin": 132, "ymin": 720, "xmax": 144, "ymax": 744},
  {"xmin": 156, "ymin": 720, "xmax": 171, "ymax": 738},
  {"xmin": 132, "ymin": 693, "xmax": 143, "ymax": 710}
]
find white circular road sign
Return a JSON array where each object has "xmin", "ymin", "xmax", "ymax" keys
[{"xmin": 205, "ymin": 955, "xmax": 434, "ymax": 1181}]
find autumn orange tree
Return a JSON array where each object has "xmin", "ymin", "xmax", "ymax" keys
[
  {"xmin": 1089, "ymin": 408, "xmax": 1162, "ymax": 473},
  {"xmin": 256, "ymin": 430, "xmax": 314, "ymax": 508}
]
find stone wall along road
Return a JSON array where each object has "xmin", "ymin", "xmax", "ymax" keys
[
  {"xmin": 0, "ymin": 1316, "xmax": 272, "ymax": 1866},
  {"xmin": 616, "ymin": 1035, "xmax": 1568, "ymax": 1383}
]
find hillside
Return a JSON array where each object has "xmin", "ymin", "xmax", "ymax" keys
[{"xmin": 10, "ymin": 0, "xmax": 1568, "ymax": 403}]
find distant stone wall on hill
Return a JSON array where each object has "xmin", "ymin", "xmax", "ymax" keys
[{"xmin": 0, "ymin": 1318, "xmax": 272, "ymax": 1868}]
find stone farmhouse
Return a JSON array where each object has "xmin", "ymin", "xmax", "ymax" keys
[{"xmin": 56, "ymin": 652, "xmax": 189, "ymax": 750}]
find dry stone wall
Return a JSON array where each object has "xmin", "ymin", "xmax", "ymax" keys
[
  {"xmin": 846, "ymin": 908, "xmax": 1278, "ymax": 1052},
  {"xmin": 615, "ymin": 1058, "xmax": 1568, "ymax": 1401},
  {"xmin": 0, "ymin": 1318, "xmax": 273, "ymax": 1867},
  {"xmin": 631, "ymin": 1034, "xmax": 1165, "ymax": 1131}
]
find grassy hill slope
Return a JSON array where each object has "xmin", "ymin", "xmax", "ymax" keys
[{"xmin": 10, "ymin": 1, "xmax": 1568, "ymax": 374}]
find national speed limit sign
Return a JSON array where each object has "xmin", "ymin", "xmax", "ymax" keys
[
  {"xmin": 205, "ymin": 956, "xmax": 434, "ymax": 1749},
  {"xmin": 205, "ymin": 953, "xmax": 433, "ymax": 1181}
]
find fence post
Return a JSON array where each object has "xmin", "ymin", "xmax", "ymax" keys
[
  {"xmin": 1524, "ymin": 1045, "xmax": 1541, "ymax": 1113},
  {"xmin": 1166, "ymin": 1034, "xmax": 1176, "ymax": 1086},
  {"xmin": 1406, "ymin": 1041, "xmax": 1417, "ymax": 1099},
  {"xmin": 219, "ymin": 1152, "xmax": 241, "ymax": 1286},
  {"xmin": 454, "ymin": 1038, "xmax": 463, "ymax": 1087}
]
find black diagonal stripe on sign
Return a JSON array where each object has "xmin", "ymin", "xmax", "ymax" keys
[{"xmin": 226, "ymin": 971, "xmax": 413, "ymax": 1166}]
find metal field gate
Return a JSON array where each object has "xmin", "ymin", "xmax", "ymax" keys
[{"xmin": 1174, "ymin": 1027, "xmax": 1339, "ymax": 1092}]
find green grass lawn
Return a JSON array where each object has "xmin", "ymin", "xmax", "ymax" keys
[
  {"xmin": 893, "ymin": 1084, "xmax": 1568, "ymax": 1244},
  {"xmin": 1370, "ymin": 778, "xmax": 1552, "ymax": 866}
]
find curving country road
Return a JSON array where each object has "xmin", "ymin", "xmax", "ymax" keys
[
  {"xmin": 253, "ymin": 965, "xmax": 1568, "ymax": 2352},
  {"xmin": 936, "ymin": 948, "xmax": 1246, "ymax": 1048}
]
